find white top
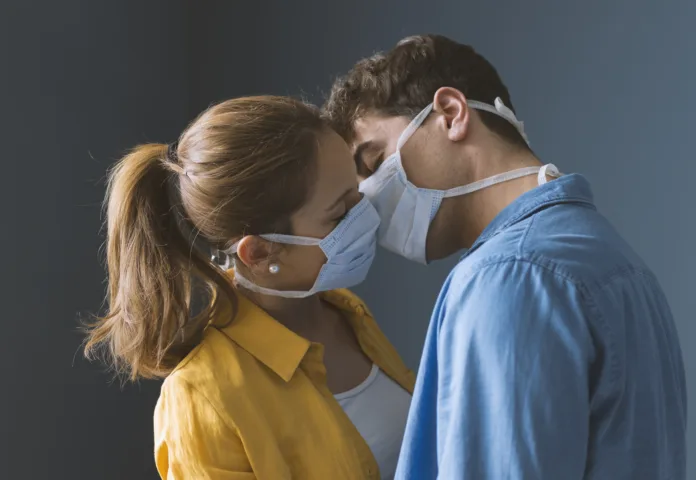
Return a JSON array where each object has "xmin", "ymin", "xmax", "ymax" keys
[{"xmin": 335, "ymin": 365, "xmax": 412, "ymax": 480}]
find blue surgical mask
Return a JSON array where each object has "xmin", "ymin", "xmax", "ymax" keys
[
  {"xmin": 359, "ymin": 97, "xmax": 560, "ymax": 264},
  {"xmin": 217, "ymin": 196, "xmax": 380, "ymax": 298}
]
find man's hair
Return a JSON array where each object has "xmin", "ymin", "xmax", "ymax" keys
[{"xmin": 323, "ymin": 34, "xmax": 529, "ymax": 150}]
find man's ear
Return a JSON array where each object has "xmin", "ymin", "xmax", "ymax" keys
[
  {"xmin": 235, "ymin": 236, "xmax": 277, "ymax": 274},
  {"xmin": 433, "ymin": 87, "xmax": 471, "ymax": 142}
]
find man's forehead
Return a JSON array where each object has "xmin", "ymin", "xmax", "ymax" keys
[
  {"xmin": 351, "ymin": 114, "xmax": 409, "ymax": 152},
  {"xmin": 351, "ymin": 115, "xmax": 382, "ymax": 150}
]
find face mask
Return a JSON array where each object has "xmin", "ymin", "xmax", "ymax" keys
[
  {"xmin": 359, "ymin": 97, "xmax": 560, "ymax": 264},
  {"xmin": 216, "ymin": 196, "xmax": 380, "ymax": 298}
]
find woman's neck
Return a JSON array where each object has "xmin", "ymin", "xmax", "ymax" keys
[{"xmin": 239, "ymin": 287, "xmax": 325, "ymax": 336}]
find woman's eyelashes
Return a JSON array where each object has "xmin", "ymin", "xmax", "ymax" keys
[
  {"xmin": 330, "ymin": 189, "xmax": 361, "ymax": 224},
  {"xmin": 334, "ymin": 210, "xmax": 348, "ymax": 223}
]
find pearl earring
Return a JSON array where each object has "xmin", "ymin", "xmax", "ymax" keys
[{"xmin": 268, "ymin": 264, "xmax": 280, "ymax": 274}]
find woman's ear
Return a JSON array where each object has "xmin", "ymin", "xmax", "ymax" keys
[
  {"xmin": 432, "ymin": 87, "xmax": 471, "ymax": 142},
  {"xmin": 235, "ymin": 236, "xmax": 276, "ymax": 274}
]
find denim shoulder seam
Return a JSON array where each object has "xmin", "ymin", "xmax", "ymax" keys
[{"xmin": 461, "ymin": 255, "xmax": 620, "ymax": 388}]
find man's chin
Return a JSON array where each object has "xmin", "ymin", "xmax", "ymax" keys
[{"xmin": 425, "ymin": 236, "xmax": 468, "ymax": 263}]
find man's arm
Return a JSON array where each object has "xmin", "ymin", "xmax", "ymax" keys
[{"xmin": 437, "ymin": 259, "xmax": 594, "ymax": 479}]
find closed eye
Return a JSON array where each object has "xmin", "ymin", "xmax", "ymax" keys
[
  {"xmin": 334, "ymin": 211, "xmax": 349, "ymax": 223},
  {"xmin": 364, "ymin": 153, "xmax": 384, "ymax": 176}
]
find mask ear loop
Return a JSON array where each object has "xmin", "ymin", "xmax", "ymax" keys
[
  {"xmin": 537, "ymin": 164, "xmax": 562, "ymax": 185},
  {"xmin": 399, "ymin": 98, "xmax": 528, "ymax": 149},
  {"xmin": 213, "ymin": 233, "xmax": 324, "ymax": 271},
  {"xmin": 397, "ymin": 104, "xmax": 434, "ymax": 151},
  {"xmin": 467, "ymin": 97, "xmax": 529, "ymax": 145}
]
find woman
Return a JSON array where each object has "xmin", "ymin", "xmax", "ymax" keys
[{"xmin": 84, "ymin": 96, "xmax": 413, "ymax": 479}]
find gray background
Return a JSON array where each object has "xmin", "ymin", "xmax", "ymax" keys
[{"xmin": 2, "ymin": 0, "xmax": 693, "ymax": 478}]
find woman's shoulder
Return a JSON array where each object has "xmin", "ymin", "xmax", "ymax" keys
[
  {"xmin": 153, "ymin": 330, "xmax": 251, "ymax": 456},
  {"xmin": 159, "ymin": 327, "xmax": 254, "ymax": 406}
]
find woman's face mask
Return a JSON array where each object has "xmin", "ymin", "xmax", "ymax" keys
[{"xmin": 219, "ymin": 196, "xmax": 380, "ymax": 298}]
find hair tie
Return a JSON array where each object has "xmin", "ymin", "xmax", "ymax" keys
[
  {"xmin": 167, "ymin": 141, "xmax": 179, "ymax": 162},
  {"xmin": 166, "ymin": 141, "xmax": 193, "ymax": 178}
]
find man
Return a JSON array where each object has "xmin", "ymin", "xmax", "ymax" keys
[{"xmin": 323, "ymin": 34, "xmax": 687, "ymax": 479}]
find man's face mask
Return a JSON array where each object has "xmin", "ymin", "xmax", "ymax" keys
[{"xmin": 359, "ymin": 97, "xmax": 559, "ymax": 264}]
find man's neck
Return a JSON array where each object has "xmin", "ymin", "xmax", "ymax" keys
[{"xmin": 431, "ymin": 148, "xmax": 543, "ymax": 259}]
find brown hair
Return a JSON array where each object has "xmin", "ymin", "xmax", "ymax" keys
[
  {"xmin": 84, "ymin": 96, "xmax": 325, "ymax": 381},
  {"xmin": 323, "ymin": 34, "xmax": 529, "ymax": 150}
]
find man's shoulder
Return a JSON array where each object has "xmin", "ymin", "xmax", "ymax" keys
[
  {"xmin": 469, "ymin": 205, "xmax": 652, "ymax": 289},
  {"xmin": 435, "ymin": 253, "xmax": 588, "ymax": 361},
  {"xmin": 438, "ymin": 253, "xmax": 558, "ymax": 332},
  {"xmin": 444, "ymin": 250, "xmax": 572, "ymax": 302}
]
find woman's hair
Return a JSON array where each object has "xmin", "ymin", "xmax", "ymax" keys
[{"xmin": 84, "ymin": 96, "xmax": 325, "ymax": 381}]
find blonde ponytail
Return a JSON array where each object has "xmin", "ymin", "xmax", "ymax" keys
[
  {"xmin": 85, "ymin": 96, "xmax": 326, "ymax": 381},
  {"xmin": 84, "ymin": 144, "xmax": 235, "ymax": 381}
]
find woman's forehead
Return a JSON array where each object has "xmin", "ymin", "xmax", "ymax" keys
[{"xmin": 306, "ymin": 131, "xmax": 357, "ymax": 207}]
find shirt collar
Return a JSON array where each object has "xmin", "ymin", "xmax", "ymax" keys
[
  {"xmin": 469, "ymin": 173, "xmax": 596, "ymax": 254},
  {"xmin": 217, "ymin": 285, "xmax": 372, "ymax": 383}
]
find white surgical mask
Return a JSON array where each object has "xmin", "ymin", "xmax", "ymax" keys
[
  {"xmin": 216, "ymin": 196, "xmax": 380, "ymax": 298},
  {"xmin": 359, "ymin": 98, "xmax": 560, "ymax": 264}
]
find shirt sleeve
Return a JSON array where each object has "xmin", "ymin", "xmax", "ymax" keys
[
  {"xmin": 154, "ymin": 374, "xmax": 256, "ymax": 480},
  {"xmin": 436, "ymin": 259, "xmax": 594, "ymax": 479}
]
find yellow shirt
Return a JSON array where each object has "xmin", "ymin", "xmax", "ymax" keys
[{"xmin": 154, "ymin": 288, "xmax": 415, "ymax": 480}]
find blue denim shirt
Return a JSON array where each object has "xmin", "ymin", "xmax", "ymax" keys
[{"xmin": 395, "ymin": 174, "xmax": 687, "ymax": 479}]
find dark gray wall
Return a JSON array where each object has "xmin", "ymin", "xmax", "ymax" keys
[
  {"xmin": 3, "ymin": 0, "xmax": 693, "ymax": 478},
  {"xmin": 1, "ymin": 2, "xmax": 191, "ymax": 478}
]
